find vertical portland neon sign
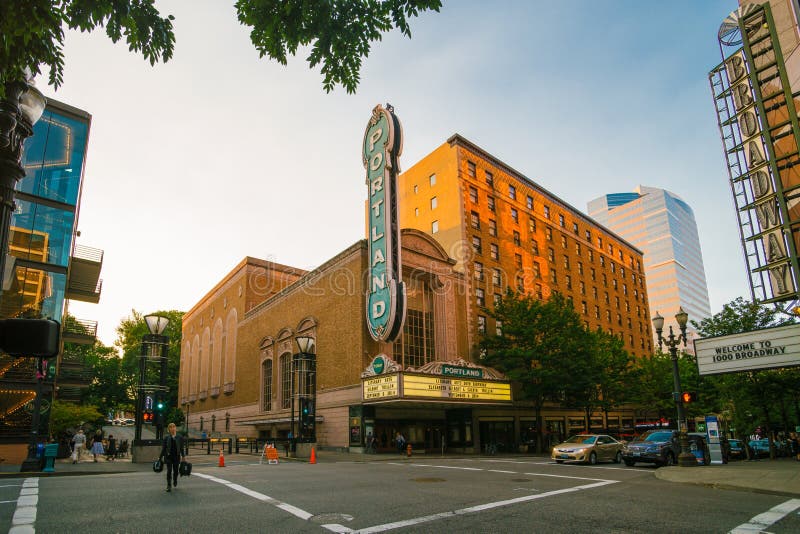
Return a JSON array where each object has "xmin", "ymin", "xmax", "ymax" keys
[{"xmin": 363, "ymin": 104, "xmax": 406, "ymax": 342}]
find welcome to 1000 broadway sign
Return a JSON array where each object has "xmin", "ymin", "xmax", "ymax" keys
[
  {"xmin": 694, "ymin": 323, "xmax": 800, "ymax": 375},
  {"xmin": 363, "ymin": 104, "xmax": 406, "ymax": 342}
]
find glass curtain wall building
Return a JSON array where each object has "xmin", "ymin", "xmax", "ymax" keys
[
  {"xmin": 588, "ymin": 186, "xmax": 712, "ymax": 347},
  {"xmin": 0, "ymin": 98, "xmax": 102, "ymax": 451}
]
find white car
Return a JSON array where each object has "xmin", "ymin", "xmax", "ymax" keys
[{"xmin": 122, "ymin": 418, "xmax": 135, "ymax": 426}]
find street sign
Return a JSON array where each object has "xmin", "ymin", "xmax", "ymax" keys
[{"xmin": 145, "ymin": 395, "xmax": 153, "ymax": 410}]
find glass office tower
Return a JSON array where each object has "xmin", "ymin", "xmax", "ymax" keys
[
  {"xmin": 588, "ymin": 186, "xmax": 712, "ymax": 347},
  {"xmin": 0, "ymin": 98, "xmax": 102, "ymax": 450}
]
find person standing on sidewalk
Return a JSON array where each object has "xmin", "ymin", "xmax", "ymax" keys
[
  {"xmin": 90, "ymin": 430, "xmax": 105, "ymax": 462},
  {"xmin": 71, "ymin": 429, "xmax": 86, "ymax": 464},
  {"xmin": 160, "ymin": 423, "xmax": 185, "ymax": 492}
]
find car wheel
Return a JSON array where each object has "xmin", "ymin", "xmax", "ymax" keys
[
  {"xmin": 663, "ymin": 452, "xmax": 675, "ymax": 466},
  {"xmin": 614, "ymin": 451, "xmax": 622, "ymax": 464},
  {"xmin": 555, "ymin": 460, "xmax": 564, "ymax": 464},
  {"xmin": 588, "ymin": 452, "xmax": 597, "ymax": 465},
  {"xmin": 623, "ymin": 459, "xmax": 635, "ymax": 467}
]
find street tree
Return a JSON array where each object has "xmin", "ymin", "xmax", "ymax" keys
[
  {"xmin": 1, "ymin": 0, "xmax": 440, "ymax": 95},
  {"xmin": 480, "ymin": 290, "xmax": 603, "ymax": 452},
  {"xmin": 593, "ymin": 329, "xmax": 633, "ymax": 425},
  {"xmin": 49, "ymin": 399, "xmax": 103, "ymax": 438},
  {"xmin": 116, "ymin": 309, "xmax": 184, "ymax": 426}
]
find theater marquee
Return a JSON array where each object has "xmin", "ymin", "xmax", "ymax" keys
[{"xmin": 360, "ymin": 356, "xmax": 512, "ymax": 404}]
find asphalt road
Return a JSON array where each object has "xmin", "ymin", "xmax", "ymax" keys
[{"xmin": 2, "ymin": 457, "xmax": 799, "ymax": 533}]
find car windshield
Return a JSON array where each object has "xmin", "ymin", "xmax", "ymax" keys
[
  {"xmin": 563, "ymin": 435, "xmax": 596, "ymax": 444},
  {"xmin": 639, "ymin": 431, "xmax": 673, "ymax": 443}
]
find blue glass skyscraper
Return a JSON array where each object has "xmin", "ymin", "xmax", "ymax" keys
[{"xmin": 588, "ymin": 186, "xmax": 712, "ymax": 347}]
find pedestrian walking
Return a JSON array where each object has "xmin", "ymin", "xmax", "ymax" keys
[
  {"xmin": 106, "ymin": 434, "xmax": 117, "ymax": 461},
  {"xmin": 160, "ymin": 422, "xmax": 186, "ymax": 492},
  {"xmin": 395, "ymin": 432, "xmax": 406, "ymax": 454},
  {"xmin": 71, "ymin": 429, "xmax": 86, "ymax": 464},
  {"xmin": 90, "ymin": 430, "xmax": 105, "ymax": 462}
]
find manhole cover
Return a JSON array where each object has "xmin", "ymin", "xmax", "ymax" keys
[
  {"xmin": 310, "ymin": 513, "xmax": 354, "ymax": 524},
  {"xmin": 412, "ymin": 477, "xmax": 446, "ymax": 483},
  {"xmin": 511, "ymin": 478, "xmax": 531, "ymax": 482}
]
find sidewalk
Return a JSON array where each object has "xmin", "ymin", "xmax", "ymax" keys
[{"xmin": 655, "ymin": 458, "xmax": 800, "ymax": 497}]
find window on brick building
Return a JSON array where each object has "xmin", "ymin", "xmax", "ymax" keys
[
  {"xmin": 563, "ymin": 255, "xmax": 570, "ymax": 269},
  {"xmin": 513, "ymin": 231, "xmax": 521, "ymax": 246},
  {"xmin": 529, "ymin": 217, "xmax": 536, "ymax": 233},
  {"xmin": 573, "ymin": 222, "xmax": 579, "ymax": 235},
  {"xmin": 262, "ymin": 359, "xmax": 272, "ymax": 412},
  {"xmin": 531, "ymin": 239, "xmax": 539, "ymax": 255},
  {"xmin": 469, "ymin": 186, "xmax": 478, "ymax": 203},
  {"xmin": 431, "ymin": 196, "xmax": 438, "ymax": 210},
  {"xmin": 431, "ymin": 220, "xmax": 439, "ymax": 234},
  {"xmin": 533, "ymin": 262, "xmax": 541, "ymax": 279},
  {"xmin": 280, "ymin": 353, "xmax": 291, "ymax": 409},
  {"xmin": 544, "ymin": 205, "xmax": 551, "ymax": 219},
  {"xmin": 492, "ymin": 268, "xmax": 502, "ymax": 285},
  {"xmin": 548, "ymin": 247, "xmax": 555, "ymax": 262},
  {"xmin": 475, "ymin": 262, "xmax": 484, "ymax": 280},
  {"xmin": 509, "ymin": 184, "xmax": 516, "ymax": 200},
  {"xmin": 477, "ymin": 315, "xmax": 486, "ymax": 333},
  {"xmin": 489, "ymin": 219, "xmax": 497, "ymax": 236},
  {"xmin": 471, "ymin": 211, "xmax": 480, "ymax": 229},
  {"xmin": 472, "ymin": 236, "xmax": 482, "ymax": 254},
  {"xmin": 468, "ymin": 161, "xmax": 476, "ymax": 177},
  {"xmin": 581, "ymin": 301, "xmax": 588, "ymax": 314},
  {"xmin": 485, "ymin": 170, "xmax": 494, "ymax": 186},
  {"xmin": 511, "ymin": 207, "xmax": 519, "ymax": 223},
  {"xmin": 559, "ymin": 214, "xmax": 565, "ymax": 228},
  {"xmin": 546, "ymin": 226, "xmax": 552, "ymax": 241},
  {"xmin": 429, "ymin": 174, "xmax": 436, "ymax": 186},
  {"xmin": 488, "ymin": 196, "xmax": 495, "ymax": 212},
  {"xmin": 577, "ymin": 262, "xmax": 584, "ymax": 275},
  {"xmin": 579, "ymin": 281, "xmax": 586, "ymax": 295},
  {"xmin": 526, "ymin": 195, "xmax": 533, "ymax": 209},
  {"xmin": 476, "ymin": 288, "xmax": 485, "ymax": 307},
  {"xmin": 515, "ymin": 253, "xmax": 523, "ymax": 269},
  {"xmin": 565, "ymin": 275, "xmax": 572, "ymax": 290},
  {"xmin": 490, "ymin": 243, "xmax": 499, "ymax": 260},
  {"xmin": 561, "ymin": 235, "xmax": 567, "ymax": 248}
]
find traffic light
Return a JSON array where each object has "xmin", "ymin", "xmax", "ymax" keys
[
  {"xmin": 143, "ymin": 410, "xmax": 154, "ymax": 423},
  {"xmin": 155, "ymin": 397, "xmax": 166, "ymax": 426},
  {"xmin": 681, "ymin": 391, "xmax": 698, "ymax": 403},
  {"xmin": 300, "ymin": 398, "xmax": 315, "ymax": 434}
]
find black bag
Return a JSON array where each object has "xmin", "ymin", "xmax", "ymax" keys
[
  {"xmin": 153, "ymin": 458, "xmax": 163, "ymax": 473},
  {"xmin": 179, "ymin": 460, "xmax": 192, "ymax": 477}
]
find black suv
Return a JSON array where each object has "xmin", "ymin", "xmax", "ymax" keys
[{"xmin": 621, "ymin": 430, "xmax": 708, "ymax": 467}]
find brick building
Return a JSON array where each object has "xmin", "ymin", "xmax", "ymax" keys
[{"xmin": 398, "ymin": 135, "xmax": 653, "ymax": 358}]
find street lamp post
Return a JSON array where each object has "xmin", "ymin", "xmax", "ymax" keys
[
  {"xmin": 3, "ymin": 78, "xmax": 49, "ymax": 473},
  {"xmin": 0, "ymin": 78, "xmax": 46, "ymax": 296},
  {"xmin": 652, "ymin": 307, "xmax": 697, "ymax": 467},
  {"xmin": 292, "ymin": 335, "xmax": 315, "ymax": 453},
  {"xmin": 135, "ymin": 315, "xmax": 169, "ymax": 445}
]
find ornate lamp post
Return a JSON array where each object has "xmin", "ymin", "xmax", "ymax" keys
[
  {"xmin": 0, "ymin": 78, "xmax": 46, "ymax": 295},
  {"xmin": 135, "ymin": 315, "xmax": 169, "ymax": 444},
  {"xmin": 291, "ymin": 335, "xmax": 315, "ymax": 452},
  {"xmin": 652, "ymin": 307, "xmax": 697, "ymax": 467}
]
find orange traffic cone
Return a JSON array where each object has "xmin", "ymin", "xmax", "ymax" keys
[
  {"xmin": 218, "ymin": 449, "xmax": 225, "ymax": 467},
  {"xmin": 309, "ymin": 447, "xmax": 317, "ymax": 464}
]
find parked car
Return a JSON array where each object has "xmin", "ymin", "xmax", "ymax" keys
[
  {"xmin": 727, "ymin": 439, "xmax": 745, "ymax": 460},
  {"xmin": 122, "ymin": 418, "xmax": 135, "ymax": 426},
  {"xmin": 551, "ymin": 434, "xmax": 624, "ymax": 465},
  {"xmin": 748, "ymin": 438, "xmax": 772, "ymax": 458},
  {"xmin": 621, "ymin": 430, "xmax": 709, "ymax": 467}
]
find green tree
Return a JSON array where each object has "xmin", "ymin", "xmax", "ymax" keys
[
  {"xmin": 74, "ymin": 341, "xmax": 132, "ymax": 416},
  {"xmin": 480, "ymin": 290, "xmax": 601, "ymax": 452},
  {"xmin": 116, "ymin": 309, "xmax": 184, "ymax": 426},
  {"xmin": 49, "ymin": 399, "xmax": 103, "ymax": 438},
  {"xmin": 593, "ymin": 329, "xmax": 633, "ymax": 424},
  {"xmin": 2, "ymin": 0, "xmax": 440, "ymax": 95}
]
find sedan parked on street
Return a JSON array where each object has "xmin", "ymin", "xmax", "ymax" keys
[{"xmin": 551, "ymin": 434, "xmax": 624, "ymax": 465}]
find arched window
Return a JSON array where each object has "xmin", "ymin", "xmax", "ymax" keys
[
  {"xmin": 280, "ymin": 353, "xmax": 291, "ymax": 409},
  {"xmin": 211, "ymin": 319, "xmax": 223, "ymax": 390},
  {"xmin": 200, "ymin": 328, "xmax": 211, "ymax": 397},
  {"xmin": 393, "ymin": 273, "xmax": 436, "ymax": 368},
  {"xmin": 223, "ymin": 308, "xmax": 238, "ymax": 389},
  {"xmin": 262, "ymin": 359, "xmax": 273, "ymax": 411}
]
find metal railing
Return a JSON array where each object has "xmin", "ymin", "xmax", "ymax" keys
[{"xmin": 73, "ymin": 244, "xmax": 104, "ymax": 263}]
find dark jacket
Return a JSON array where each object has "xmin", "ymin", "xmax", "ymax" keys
[{"xmin": 160, "ymin": 434, "xmax": 184, "ymax": 463}]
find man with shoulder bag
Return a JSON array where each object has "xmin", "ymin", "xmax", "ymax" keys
[{"xmin": 159, "ymin": 423, "xmax": 186, "ymax": 492}]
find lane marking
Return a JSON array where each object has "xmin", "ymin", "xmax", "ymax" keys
[
  {"xmin": 729, "ymin": 498, "xmax": 800, "ymax": 533},
  {"xmin": 9, "ymin": 477, "xmax": 38, "ymax": 534},
  {"xmin": 194, "ymin": 472, "xmax": 316, "ymax": 525},
  {"xmin": 357, "ymin": 480, "xmax": 618, "ymax": 533},
  {"xmin": 0, "ymin": 500, "xmax": 19, "ymax": 504}
]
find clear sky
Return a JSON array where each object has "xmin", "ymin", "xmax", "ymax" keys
[{"xmin": 44, "ymin": 0, "xmax": 744, "ymax": 347}]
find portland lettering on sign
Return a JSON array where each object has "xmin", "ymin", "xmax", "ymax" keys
[{"xmin": 363, "ymin": 104, "xmax": 406, "ymax": 342}]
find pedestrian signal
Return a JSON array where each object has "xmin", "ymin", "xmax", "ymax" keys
[
  {"xmin": 143, "ymin": 410, "xmax": 154, "ymax": 423},
  {"xmin": 681, "ymin": 391, "xmax": 697, "ymax": 403}
]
